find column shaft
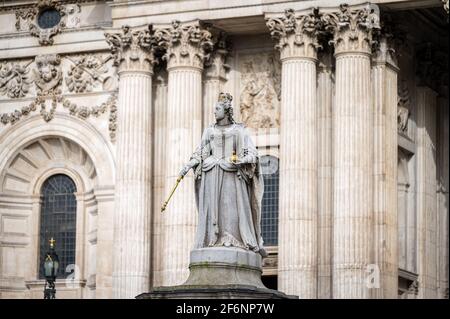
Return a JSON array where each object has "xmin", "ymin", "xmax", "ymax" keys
[
  {"xmin": 333, "ymin": 52, "xmax": 373, "ymax": 298},
  {"xmin": 95, "ymin": 187, "xmax": 115, "ymax": 299},
  {"xmin": 437, "ymin": 96, "xmax": 449, "ymax": 299},
  {"xmin": 162, "ymin": 67, "xmax": 202, "ymax": 286},
  {"xmin": 203, "ymin": 78, "xmax": 221, "ymax": 128},
  {"xmin": 151, "ymin": 76, "xmax": 168, "ymax": 287},
  {"xmin": 317, "ymin": 56, "xmax": 333, "ymax": 299},
  {"xmin": 278, "ymin": 58, "xmax": 318, "ymax": 298},
  {"xmin": 416, "ymin": 87, "xmax": 438, "ymax": 298},
  {"xmin": 113, "ymin": 71, "xmax": 152, "ymax": 298}
]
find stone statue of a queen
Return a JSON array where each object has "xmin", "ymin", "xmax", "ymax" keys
[{"xmin": 179, "ymin": 92, "xmax": 267, "ymax": 257}]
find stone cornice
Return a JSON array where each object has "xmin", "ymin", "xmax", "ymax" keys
[
  {"xmin": 266, "ymin": 8, "xmax": 322, "ymax": 61},
  {"xmin": 0, "ymin": 0, "xmax": 102, "ymax": 12},
  {"xmin": 104, "ymin": 24, "xmax": 157, "ymax": 74},
  {"xmin": 153, "ymin": 20, "xmax": 213, "ymax": 70}
]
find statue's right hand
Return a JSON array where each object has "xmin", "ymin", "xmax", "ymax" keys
[{"xmin": 179, "ymin": 165, "xmax": 191, "ymax": 177}]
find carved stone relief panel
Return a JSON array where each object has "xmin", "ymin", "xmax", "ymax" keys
[
  {"xmin": 0, "ymin": 52, "xmax": 118, "ymax": 141},
  {"xmin": 0, "ymin": 61, "xmax": 32, "ymax": 98},
  {"xmin": 239, "ymin": 52, "xmax": 281, "ymax": 129},
  {"xmin": 65, "ymin": 54, "xmax": 114, "ymax": 93}
]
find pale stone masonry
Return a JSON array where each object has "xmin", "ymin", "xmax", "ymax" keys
[{"xmin": 0, "ymin": 0, "xmax": 448, "ymax": 299}]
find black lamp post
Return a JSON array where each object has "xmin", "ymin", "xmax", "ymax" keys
[{"xmin": 43, "ymin": 237, "xmax": 59, "ymax": 299}]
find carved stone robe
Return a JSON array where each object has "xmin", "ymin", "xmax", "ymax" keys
[{"xmin": 189, "ymin": 123, "xmax": 265, "ymax": 255}]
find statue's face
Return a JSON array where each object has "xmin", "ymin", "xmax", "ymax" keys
[{"xmin": 214, "ymin": 102, "xmax": 225, "ymax": 121}]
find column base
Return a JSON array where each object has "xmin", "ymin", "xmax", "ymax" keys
[{"xmin": 137, "ymin": 247, "xmax": 296, "ymax": 299}]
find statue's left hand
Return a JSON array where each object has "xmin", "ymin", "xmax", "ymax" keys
[{"xmin": 234, "ymin": 156, "xmax": 250, "ymax": 166}]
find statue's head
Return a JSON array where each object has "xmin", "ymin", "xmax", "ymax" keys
[{"xmin": 215, "ymin": 92, "xmax": 234, "ymax": 124}]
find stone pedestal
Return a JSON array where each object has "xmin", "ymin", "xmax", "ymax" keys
[{"xmin": 137, "ymin": 247, "xmax": 295, "ymax": 299}]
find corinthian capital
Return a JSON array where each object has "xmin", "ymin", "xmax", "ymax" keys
[
  {"xmin": 204, "ymin": 30, "xmax": 230, "ymax": 80},
  {"xmin": 154, "ymin": 20, "xmax": 213, "ymax": 70},
  {"xmin": 372, "ymin": 13, "xmax": 406, "ymax": 68},
  {"xmin": 105, "ymin": 25, "xmax": 158, "ymax": 74},
  {"xmin": 266, "ymin": 8, "xmax": 322, "ymax": 60},
  {"xmin": 321, "ymin": 4, "xmax": 380, "ymax": 55}
]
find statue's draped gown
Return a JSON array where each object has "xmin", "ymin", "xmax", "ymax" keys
[{"xmin": 189, "ymin": 123, "xmax": 265, "ymax": 255}]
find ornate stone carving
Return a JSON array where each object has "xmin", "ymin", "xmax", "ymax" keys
[
  {"xmin": 33, "ymin": 54, "xmax": 62, "ymax": 94},
  {"xmin": 266, "ymin": 8, "xmax": 322, "ymax": 60},
  {"xmin": 154, "ymin": 20, "xmax": 213, "ymax": 70},
  {"xmin": 239, "ymin": 52, "xmax": 281, "ymax": 129},
  {"xmin": 29, "ymin": 1, "xmax": 66, "ymax": 46},
  {"xmin": 15, "ymin": 0, "xmax": 81, "ymax": 45},
  {"xmin": 0, "ymin": 61, "xmax": 32, "ymax": 98},
  {"xmin": 397, "ymin": 80, "xmax": 410, "ymax": 134},
  {"xmin": 15, "ymin": 7, "xmax": 38, "ymax": 31},
  {"xmin": 373, "ymin": 13, "xmax": 406, "ymax": 67},
  {"xmin": 108, "ymin": 96, "xmax": 118, "ymax": 142},
  {"xmin": 321, "ymin": 4, "xmax": 380, "ymax": 55},
  {"xmin": 65, "ymin": 55, "xmax": 109, "ymax": 93},
  {"xmin": 0, "ymin": 91, "xmax": 117, "ymax": 141},
  {"xmin": 204, "ymin": 30, "xmax": 230, "ymax": 79},
  {"xmin": 105, "ymin": 25, "xmax": 158, "ymax": 73}
]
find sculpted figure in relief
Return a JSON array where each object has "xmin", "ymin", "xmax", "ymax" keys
[
  {"xmin": 33, "ymin": 54, "xmax": 62, "ymax": 93},
  {"xmin": 239, "ymin": 53, "xmax": 281, "ymax": 129}
]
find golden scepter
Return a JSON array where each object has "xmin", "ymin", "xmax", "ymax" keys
[{"xmin": 161, "ymin": 175, "xmax": 184, "ymax": 213}]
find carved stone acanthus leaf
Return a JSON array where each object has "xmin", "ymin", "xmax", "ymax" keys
[
  {"xmin": 204, "ymin": 30, "xmax": 230, "ymax": 79},
  {"xmin": 154, "ymin": 20, "xmax": 213, "ymax": 70},
  {"xmin": 372, "ymin": 13, "xmax": 406, "ymax": 66},
  {"xmin": 0, "ymin": 61, "xmax": 32, "ymax": 98},
  {"xmin": 397, "ymin": 80, "xmax": 410, "ymax": 134},
  {"xmin": 66, "ymin": 55, "xmax": 109, "ymax": 93},
  {"xmin": 266, "ymin": 8, "xmax": 322, "ymax": 60},
  {"xmin": 321, "ymin": 4, "xmax": 380, "ymax": 55},
  {"xmin": 105, "ymin": 25, "xmax": 158, "ymax": 73},
  {"xmin": 239, "ymin": 52, "xmax": 281, "ymax": 129},
  {"xmin": 33, "ymin": 54, "xmax": 62, "ymax": 94}
]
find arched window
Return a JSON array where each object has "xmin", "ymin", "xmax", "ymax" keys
[
  {"xmin": 260, "ymin": 155, "xmax": 279, "ymax": 246},
  {"xmin": 39, "ymin": 174, "xmax": 77, "ymax": 279}
]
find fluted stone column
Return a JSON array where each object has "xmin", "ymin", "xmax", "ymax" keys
[
  {"xmin": 372, "ymin": 34, "xmax": 400, "ymax": 299},
  {"xmin": 105, "ymin": 26, "xmax": 157, "ymax": 298},
  {"xmin": 322, "ymin": 4, "xmax": 380, "ymax": 298},
  {"xmin": 266, "ymin": 8, "xmax": 320, "ymax": 298},
  {"xmin": 155, "ymin": 21, "xmax": 213, "ymax": 286},
  {"xmin": 317, "ymin": 51, "xmax": 333, "ymax": 299},
  {"xmin": 151, "ymin": 71, "xmax": 168, "ymax": 287},
  {"xmin": 416, "ymin": 86, "xmax": 438, "ymax": 298},
  {"xmin": 203, "ymin": 32, "xmax": 228, "ymax": 129},
  {"xmin": 94, "ymin": 186, "xmax": 115, "ymax": 299},
  {"xmin": 437, "ymin": 93, "xmax": 449, "ymax": 299}
]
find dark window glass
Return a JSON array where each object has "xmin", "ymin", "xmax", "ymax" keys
[
  {"xmin": 39, "ymin": 174, "xmax": 77, "ymax": 279},
  {"xmin": 261, "ymin": 156, "xmax": 279, "ymax": 246},
  {"xmin": 37, "ymin": 8, "xmax": 61, "ymax": 29}
]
